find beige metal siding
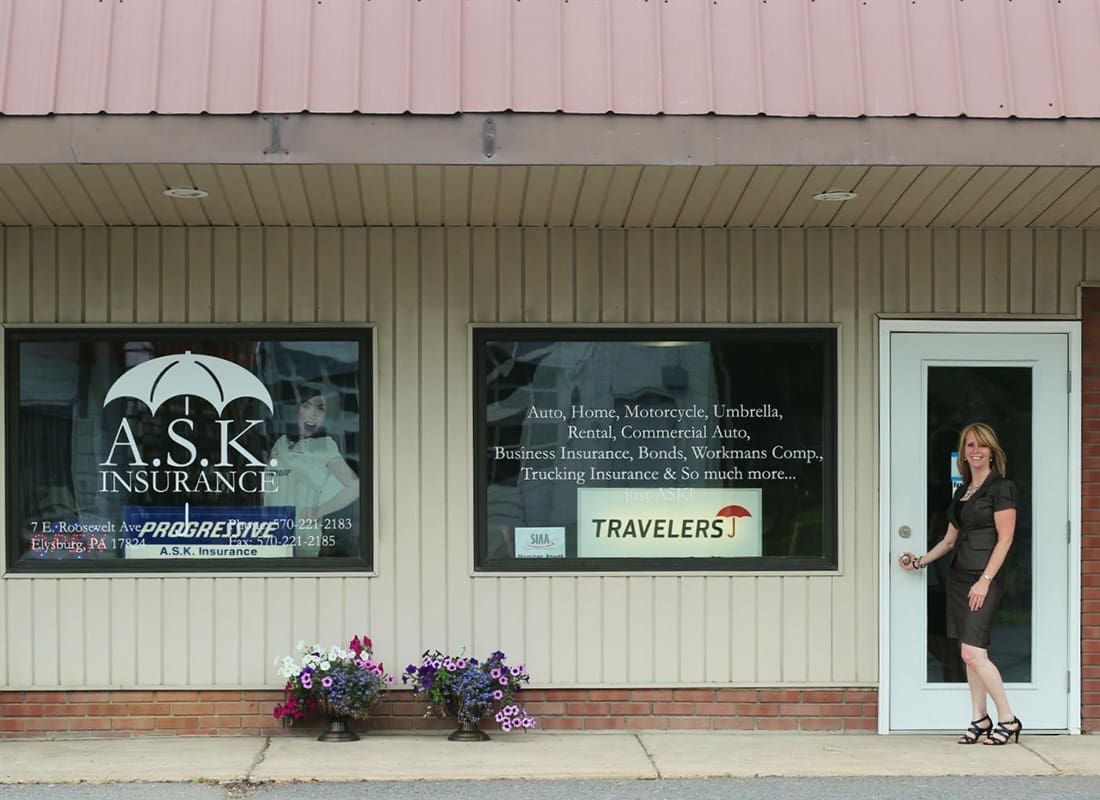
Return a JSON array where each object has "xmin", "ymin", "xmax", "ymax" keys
[
  {"xmin": 10, "ymin": 165, "xmax": 1100, "ymax": 229},
  {"xmin": 0, "ymin": 226, "xmax": 1088, "ymax": 690}
]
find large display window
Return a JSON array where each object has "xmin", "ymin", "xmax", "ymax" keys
[
  {"xmin": 474, "ymin": 327, "xmax": 837, "ymax": 572},
  {"xmin": 5, "ymin": 328, "xmax": 372, "ymax": 572}
]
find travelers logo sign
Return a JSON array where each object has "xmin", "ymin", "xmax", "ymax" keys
[{"xmin": 576, "ymin": 487, "xmax": 762, "ymax": 558}]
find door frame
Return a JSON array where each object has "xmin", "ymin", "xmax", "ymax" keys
[{"xmin": 877, "ymin": 319, "xmax": 1082, "ymax": 734}]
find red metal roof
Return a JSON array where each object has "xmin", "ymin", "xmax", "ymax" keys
[{"xmin": 1, "ymin": 0, "xmax": 1098, "ymax": 118}]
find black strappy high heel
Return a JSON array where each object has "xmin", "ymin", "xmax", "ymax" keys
[
  {"xmin": 957, "ymin": 713, "xmax": 992, "ymax": 744},
  {"xmin": 984, "ymin": 717, "xmax": 1023, "ymax": 745}
]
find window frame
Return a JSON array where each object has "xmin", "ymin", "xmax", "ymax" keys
[
  {"xmin": 472, "ymin": 325, "xmax": 839, "ymax": 573},
  {"xmin": 4, "ymin": 325, "xmax": 375, "ymax": 575}
]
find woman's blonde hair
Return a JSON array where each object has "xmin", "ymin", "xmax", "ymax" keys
[{"xmin": 956, "ymin": 422, "xmax": 1007, "ymax": 481}]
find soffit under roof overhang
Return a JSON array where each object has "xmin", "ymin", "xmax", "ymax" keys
[{"xmin": 3, "ymin": 114, "xmax": 1100, "ymax": 228}]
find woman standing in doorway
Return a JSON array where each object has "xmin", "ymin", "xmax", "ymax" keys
[{"xmin": 898, "ymin": 422, "xmax": 1023, "ymax": 745}]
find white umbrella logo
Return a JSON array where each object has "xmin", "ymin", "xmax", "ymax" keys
[{"xmin": 103, "ymin": 351, "xmax": 274, "ymax": 416}]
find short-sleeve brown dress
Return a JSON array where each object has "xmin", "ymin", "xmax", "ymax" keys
[{"xmin": 945, "ymin": 475, "xmax": 1017, "ymax": 648}]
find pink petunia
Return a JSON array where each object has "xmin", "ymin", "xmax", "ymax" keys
[
  {"xmin": 492, "ymin": 690, "xmax": 503, "ymax": 700},
  {"xmin": 490, "ymin": 668, "xmax": 502, "ymax": 679},
  {"xmin": 322, "ymin": 677, "xmax": 333, "ymax": 688}
]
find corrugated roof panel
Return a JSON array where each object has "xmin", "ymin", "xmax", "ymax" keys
[
  {"xmin": 511, "ymin": 0, "xmax": 560, "ymax": 112},
  {"xmin": 609, "ymin": 0, "xmax": 660, "ymax": 114},
  {"xmin": 461, "ymin": 0, "xmax": 511, "ymax": 112},
  {"xmin": 853, "ymin": 0, "xmax": 910, "ymax": 116},
  {"xmin": 1053, "ymin": 0, "xmax": 1100, "ymax": 117},
  {"xmin": 208, "ymin": 0, "xmax": 262, "ymax": 114},
  {"xmin": 54, "ymin": 0, "xmax": 111, "ymax": 112},
  {"xmin": 710, "ymin": 0, "xmax": 763, "ymax": 115},
  {"xmin": 953, "ymin": 0, "xmax": 1012, "ymax": 117},
  {"xmin": 3, "ymin": 0, "xmax": 62, "ymax": 115},
  {"xmin": 106, "ymin": 0, "xmax": 162, "ymax": 113},
  {"xmin": 361, "ymin": 0, "xmax": 412, "ymax": 113},
  {"xmin": 411, "ymin": 0, "xmax": 461, "ymax": 113},
  {"xmin": 310, "ymin": 0, "xmax": 362, "ymax": 113},
  {"xmin": 906, "ymin": 0, "xmax": 963, "ymax": 117},
  {"xmin": 159, "ymin": 0, "xmax": 214, "ymax": 114},
  {"xmin": 809, "ymin": 0, "xmax": 864, "ymax": 117},
  {"xmin": 259, "ymin": 0, "xmax": 312, "ymax": 113},
  {"xmin": 1003, "ymin": 0, "xmax": 1062, "ymax": 117},
  {"xmin": 758, "ymin": 0, "xmax": 812, "ymax": 116},
  {"xmin": 3, "ymin": 0, "xmax": 1100, "ymax": 117},
  {"xmin": 659, "ymin": 0, "xmax": 711, "ymax": 114},
  {"xmin": 0, "ymin": 0, "xmax": 13, "ymax": 111},
  {"xmin": 561, "ymin": 0, "xmax": 609, "ymax": 113}
]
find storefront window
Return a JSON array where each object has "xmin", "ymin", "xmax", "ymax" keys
[
  {"xmin": 5, "ymin": 329, "xmax": 372, "ymax": 572},
  {"xmin": 474, "ymin": 327, "xmax": 838, "ymax": 571}
]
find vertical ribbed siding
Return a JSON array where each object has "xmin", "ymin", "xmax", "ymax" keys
[
  {"xmin": 0, "ymin": 227, "xmax": 1089, "ymax": 692},
  {"xmin": 2, "ymin": 0, "xmax": 1097, "ymax": 116}
]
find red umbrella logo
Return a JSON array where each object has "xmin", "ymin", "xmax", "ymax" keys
[{"xmin": 716, "ymin": 505, "xmax": 752, "ymax": 538}]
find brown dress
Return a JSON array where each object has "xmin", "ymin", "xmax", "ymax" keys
[{"xmin": 945, "ymin": 476, "xmax": 1017, "ymax": 649}]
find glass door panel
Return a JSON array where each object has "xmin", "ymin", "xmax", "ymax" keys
[{"xmin": 924, "ymin": 366, "xmax": 1033, "ymax": 683}]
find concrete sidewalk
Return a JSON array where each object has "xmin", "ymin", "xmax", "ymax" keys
[{"xmin": 1, "ymin": 733, "xmax": 1098, "ymax": 784}]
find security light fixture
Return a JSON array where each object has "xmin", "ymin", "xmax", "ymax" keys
[
  {"xmin": 813, "ymin": 190, "xmax": 858, "ymax": 202},
  {"xmin": 163, "ymin": 187, "xmax": 208, "ymax": 199}
]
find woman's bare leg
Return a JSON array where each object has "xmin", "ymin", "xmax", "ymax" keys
[
  {"xmin": 965, "ymin": 664, "xmax": 989, "ymax": 721},
  {"xmin": 960, "ymin": 643, "xmax": 1013, "ymax": 722}
]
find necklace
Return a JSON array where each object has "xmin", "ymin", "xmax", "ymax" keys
[{"xmin": 962, "ymin": 478, "xmax": 986, "ymax": 500}]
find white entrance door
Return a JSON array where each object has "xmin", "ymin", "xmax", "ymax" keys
[{"xmin": 883, "ymin": 324, "xmax": 1075, "ymax": 732}]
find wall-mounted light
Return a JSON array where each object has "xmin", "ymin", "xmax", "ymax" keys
[
  {"xmin": 813, "ymin": 190, "xmax": 858, "ymax": 202},
  {"xmin": 163, "ymin": 187, "xmax": 208, "ymax": 199}
]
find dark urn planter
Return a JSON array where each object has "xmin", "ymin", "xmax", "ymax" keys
[
  {"xmin": 447, "ymin": 716, "xmax": 490, "ymax": 742},
  {"xmin": 318, "ymin": 715, "xmax": 360, "ymax": 742},
  {"xmin": 446, "ymin": 700, "xmax": 490, "ymax": 741}
]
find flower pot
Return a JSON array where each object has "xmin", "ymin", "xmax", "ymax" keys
[
  {"xmin": 447, "ymin": 716, "xmax": 490, "ymax": 742},
  {"xmin": 317, "ymin": 716, "xmax": 360, "ymax": 742}
]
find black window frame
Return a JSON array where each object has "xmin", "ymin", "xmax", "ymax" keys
[
  {"xmin": 472, "ymin": 326, "xmax": 839, "ymax": 573},
  {"xmin": 4, "ymin": 326, "xmax": 374, "ymax": 574}
]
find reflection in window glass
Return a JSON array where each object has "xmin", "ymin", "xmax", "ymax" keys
[
  {"xmin": 8, "ymin": 330, "xmax": 372, "ymax": 571},
  {"xmin": 475, "ymin": 329, "xmax": 838, "ymax": 571}
]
